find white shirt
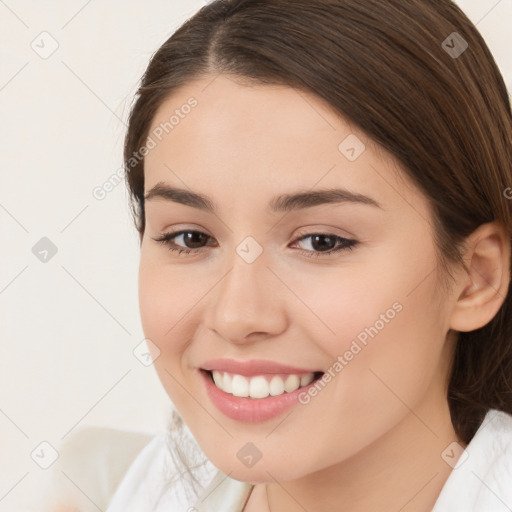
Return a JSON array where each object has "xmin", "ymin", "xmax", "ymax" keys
[{"xmin": 106, "ymin": 409, "xmax": 512, "ymax": 512}]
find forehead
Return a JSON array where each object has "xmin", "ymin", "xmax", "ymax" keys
[{"xmin": 144, "ymin": 74, "xmax": 426, "ymax": 217}]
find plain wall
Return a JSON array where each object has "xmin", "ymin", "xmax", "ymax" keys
[{"xmin": 0, "ymin": 0, "xmax": 511, "ymax": 510}]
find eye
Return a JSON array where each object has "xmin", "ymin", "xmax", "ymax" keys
[
  {"xmin": 152, "ymin": 230, "xmax": 214, "ymax": 256},
  {"xmin": 151, "ymin": 230, "xmax": 358, "ymax": 258},
  {"xmin": 290, "ymin": 232, "xmax": 358, "ymax": 259}
]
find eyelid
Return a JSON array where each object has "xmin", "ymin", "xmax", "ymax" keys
[
  {"xmin": 153, "ymin": 224, "xmax": 353, "ymax": 244},
  {"xmin": 293, "ymin": 225, "xmax": 355, "ymax": 240},
  {"xmin": 151, "ymin": 227, "xmax": 359, "ymax": 260}
]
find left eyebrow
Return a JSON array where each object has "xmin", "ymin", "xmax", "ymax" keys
[
  {"xmin": 267, "ymin": 187, "xmax": 383, "ymax": 213},
  {"xmin": 144, "ymin": 182, "xmax": 384, "ymax": 214}
]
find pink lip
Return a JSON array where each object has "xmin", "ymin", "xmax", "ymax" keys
[
  {"xmin": 200, "ymin": 358, "xmax": 320, "ymax": 377},
  {"xmin": 199, "ymin": 369, "xmax": 321, "ymax": 422}
]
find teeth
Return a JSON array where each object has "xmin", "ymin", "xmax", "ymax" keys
[
  {"xmin": 231, "ymin": 374, "xmax": 249, "ymax": 397},
  {"xmin": 223, "ymin": 372, "xmax": 232, "ymax": 393},
  {"xmin": 249, "ymin": 376, "xmax": 270, "ymax": 399},
  {"xmin": 210, "ymin": 370, "xmax": 318, "ymax": 399},
  {"xmin": 300, "ymin": 374, "xmax": 314, "ymax": 387},
  {"xmin": 284, "ymin": 374, "xmax": 300, "ymax": 392},
  {"xmin": 212, "ymin": 370, "xmax": 223, "ymax": 388},
  {"xmin": 269, "ymin": 375, "xmax": 284, "ymax": 396}
]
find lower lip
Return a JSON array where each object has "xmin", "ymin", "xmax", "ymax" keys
[{"xmin": 200, "ymin": 369, "xmax": 320, "ymax": 423}]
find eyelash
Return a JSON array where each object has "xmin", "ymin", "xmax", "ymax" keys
[{"xmin": 151, "ymin": 230, "xmax": 358, "ymax": 259}]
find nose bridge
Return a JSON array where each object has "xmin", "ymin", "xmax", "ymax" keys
[
  {"xmin": 205, "ymin": 239, "xmax": 287, "ymax": 342},
  {"xmin": 217, "ymin": 244, "xmax": 271, "ymax": 317}
]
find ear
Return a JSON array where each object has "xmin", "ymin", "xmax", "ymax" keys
[{"xmin": 449, "ymin": 221, "xmax": 511, "ymax": 333}]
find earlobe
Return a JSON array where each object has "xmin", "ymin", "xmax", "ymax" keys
[{"xmin": 449, "ymin": 222, "xmax": 511, "ymax": 333}]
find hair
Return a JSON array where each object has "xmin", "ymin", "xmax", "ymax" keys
[{"xmin": 124, "ymin": 0, "xmax": 512, "ymax": 479}]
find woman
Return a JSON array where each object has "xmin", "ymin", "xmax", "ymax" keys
[{"xmin": 103, "ymin": 0, "xmax": 512, "ymax": 510}]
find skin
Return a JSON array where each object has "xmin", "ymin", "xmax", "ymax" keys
[{"xmin": 138, "ymin": 73, "xmax": 510, "ymax": 512}]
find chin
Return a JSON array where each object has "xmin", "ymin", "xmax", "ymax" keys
[{"xmin": 205, "ymin": 449, "xmax": 309, "ymax": 483}]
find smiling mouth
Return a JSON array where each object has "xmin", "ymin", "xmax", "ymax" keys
[{"xmin": 202, "ymin": 369, "xmax": 324, "ymax": 399}]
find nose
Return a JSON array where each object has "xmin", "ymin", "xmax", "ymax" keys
[{"xmin": 203, "ymin": 255, "xmax": 288, "ymax": 345}]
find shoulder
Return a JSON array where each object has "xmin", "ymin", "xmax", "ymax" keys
[
  {"xmin": 475, "ymin": 409, "xmax": 512, "ymax": 505},
  {"xmin": 45, "ymin": 425, "xmax": 157, "ymax": 512},
  {"xmin": 468, "ymin": 409, "xmax": 512, "ymax": 476},
  {"xmin": 486, "ymin": 408, "xmax": 512, "ymax": 449},
  {"xmin": 104, "ymin": 424, "xmax": 221, "ymax": 512},
  {"xmin": 432, "ymin": 409, "xmax": 512, "ymax": 512}
]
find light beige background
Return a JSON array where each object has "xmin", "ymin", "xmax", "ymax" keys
[{"xmin": 0, "ymin": 0, "xmax": 511, "ymax": 510}]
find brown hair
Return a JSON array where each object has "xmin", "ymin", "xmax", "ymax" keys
[{"xmin": 124, "ymin": 0, "xmax": 512, "ymax": 444}]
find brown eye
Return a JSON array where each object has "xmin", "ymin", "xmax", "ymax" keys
[
  {"xmin": 291, "ymin": 233, "xmax": 358, "ymax": 259},
  {"xmin": 178, "ymin": 231, "xmax": 210, "ymax": 249},
  {"xmin": 152, "ymin": 230, "xmax": 214, "ymax": 255}
]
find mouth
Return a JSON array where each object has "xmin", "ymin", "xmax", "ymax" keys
[{"xmin": 201, "ymin": 369, "xmax": 325, "ymax": 399}]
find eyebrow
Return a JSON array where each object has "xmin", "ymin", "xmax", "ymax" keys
[{"xmin": 144, "ymin": 181, "xmax": 383, "ymax": 213}]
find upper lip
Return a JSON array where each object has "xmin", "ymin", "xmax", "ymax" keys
[{"xmin": 200, "ymin": 358, "xmax": 322, "ymax": 377}]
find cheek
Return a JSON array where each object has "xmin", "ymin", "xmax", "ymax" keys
[
  {"xmin": 137, "ymin": 254, "xmax": 195, "ymax": 362},
  {"xmin": 138, "ymin": 255, "xmax": 203, "ymax": 413},
  {"xmin": 286, "ymin": 259, "xmax": 407, "ymax": 361},
  {"xmin": 311, "ymin": 239, "xmax": 443, "ymax": 365},
  {"xmin": 138, "ymin": 261, "xmax": 169, "ymax": 341},
  {"xmin": 297, "ymin": 238, "xmax": 440, "ymax": 366},
  {"xmin": 270, "ymin": 263, "xmax": 446, "ymax": 473},
  {"xmin": 303, "ymin": 252, "xmax": 447, "ymax": 423}
]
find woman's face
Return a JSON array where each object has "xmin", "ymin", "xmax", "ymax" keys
[{"xmin": 139, "ymin": 73, "xmax": 460, "ymax": 483}]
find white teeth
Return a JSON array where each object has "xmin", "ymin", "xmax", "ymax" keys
[
  {"xmin": 223, "ymin": 372, "xmax": 232, "ymax": 393},
  {"xmin": 300, "ymin": 374, "xmax": 314, "ymax": 387},
  {"xmin": 249, "ymin": 376, "xmax": 270, "ymax": 399},
  {"xmin": 212, "ymin": 370, "xmax": 223, "ymax": 388},
  {"xmin": 209, "ymin": 371, "xmax": 318, "ymax": 399},
  {"xmin": 284, "ymin": 374, "xmax": 300, "ymax": 392},
  {"xmin": 231, "ymin": 374, "xmax": 249, "ymax": 397},
  {"xmin": 269, "ymin": 375, "xmax": 285, "ymax": 396}
]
